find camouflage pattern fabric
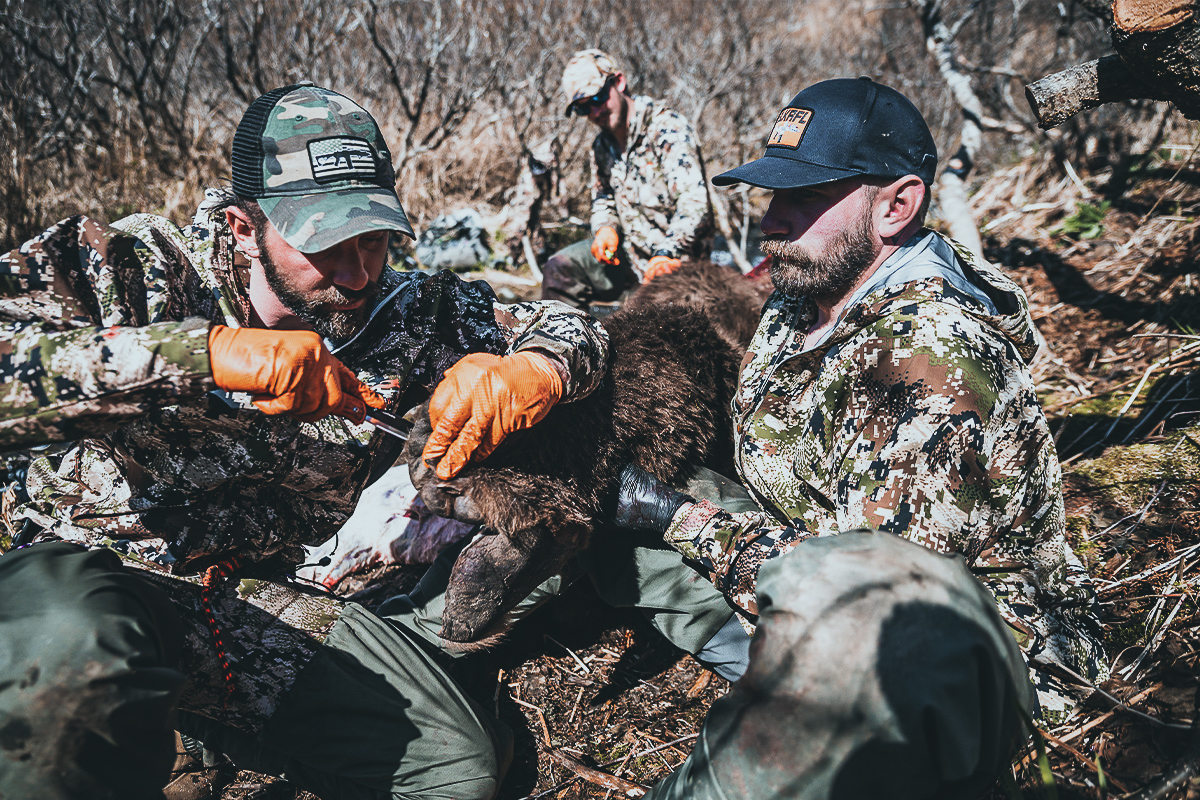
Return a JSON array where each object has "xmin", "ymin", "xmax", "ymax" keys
[
  {"xmin": 590, "ymin": 96, "xmax": 713, "ymax": 278},
  {"xmin": 0, "ymin": 188, "xmax": 607, "ymax": 575},
  {"xmin": 0, "ymin": 189, "xmax": 607, "ymax": 724},
  {"xmin": 664, "ymin": 231, "xmax": 1106, "ymax": 724},
  {"xmin": 561, "ymin": 49, "xmax": 619, "ymax": 110},
  {"xmin": 133, "ymin": 558, "xmax": 343, "ymax": 734},
  {"xmin": 248, "ymin": 86, "xmax": 414, "ymax": 253}
]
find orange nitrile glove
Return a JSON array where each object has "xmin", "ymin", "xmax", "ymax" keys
[
  {"xmin": 208, "ymin": 325, "xmax": 384, "ymax": 424},
  {"xmin": 422, "ymin": 351, "xmax": 564, "ymax": 480},
  {"xmin": 643, "ymin": 255, "xmax": 682, "ymax": 282},
  {"xmin": 590, "ymin": 226, "xmax": 621, "ymax": 265}
]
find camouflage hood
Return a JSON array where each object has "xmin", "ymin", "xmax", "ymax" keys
[{"xmin": 824, "ymin": 230, "xmax": 1040, "ymax": 366}]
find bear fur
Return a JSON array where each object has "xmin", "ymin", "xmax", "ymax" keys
[{"xmin": 403, "ymin": 260, "xmax": 768, "ymax": 644}]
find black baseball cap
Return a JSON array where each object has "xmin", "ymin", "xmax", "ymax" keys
[{"xmin": 713, "ymin": 77, "xmax": 937, "ymax": 190}]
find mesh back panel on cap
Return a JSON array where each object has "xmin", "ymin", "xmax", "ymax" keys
[{"xmin": 230, "ymin": 84, "xmax": 306, "ymax": 198}]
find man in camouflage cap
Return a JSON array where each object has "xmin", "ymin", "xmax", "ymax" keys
[
  {"xmin": 540, "ymin": 48, "xmax": 714, "ymax": 309},
  {"xmin": 0, "ymin": 83, "xmax": 615, "ymax": 799},
  {"xmin": 608, "ymin": 78, "xmax": 1109, "ymax": 798}
]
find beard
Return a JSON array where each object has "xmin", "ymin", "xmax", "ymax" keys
[
  {"xmin": 256, "ymin": 231, "xmax": 381, "ymax": 343},
  {"xmin": 759, "ymin": 207, "xmax": 880, "ymax": 304}
]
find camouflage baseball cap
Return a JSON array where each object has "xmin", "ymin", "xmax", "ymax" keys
[
  {"xmin": 561, "ymin": 49, "xmax": 619, "ymax": 114},
  {"xmin": 231, "ymin": 83, "xmax": 414, "ymax": 253}
]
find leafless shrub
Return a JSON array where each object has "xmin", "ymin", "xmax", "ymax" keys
[{"xmin": 0, "ymin": 0, "xmax": 1154, "ymax": 253}]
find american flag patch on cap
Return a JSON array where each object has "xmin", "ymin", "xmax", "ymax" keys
[{"xmin": 307, "ymin": 136, "xmax": 378, "ymax": 183}]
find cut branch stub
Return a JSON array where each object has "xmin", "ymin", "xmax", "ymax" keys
[
  {"xmin": 1111, "ymin": 0, "xmax": 1200, "ymax": 120},
  {"xmin": 1025, "ymin": 53, "xmax": 1166, "ymax": 129},
  {"xmin": 1025, "ymin": 0, "xmax": 1200, "ymax": 127}
]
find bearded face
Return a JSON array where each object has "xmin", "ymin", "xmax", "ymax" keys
[
  {"xmin": 253, "ymin": 225, "xmax": 382, "ymax": 343},
  {"xmin": 759, "ymin": 194, "xmax": 881, "ymax": 304}
]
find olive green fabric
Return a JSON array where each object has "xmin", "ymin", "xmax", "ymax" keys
[
  {"xmin": 540, "ymin": 239, "xmax": 639, "ymax": 310},
  {"xmin": 0, "ymin": 543, "xmax": 186, "ymax": 800},
  {"xmin": 180, "ymin": 605, "xmax": 511, "ymax": 800},
  {"xmin": 643, "ymin": 531, "xmax": 1035, "ymax": 800},
  {"xmin": 0, "ymin": 543, "xmax": 510, "ymax": 800}
]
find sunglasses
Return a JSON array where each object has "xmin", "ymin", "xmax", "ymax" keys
[{"xmin": 570, "ymin": 77, "xmax": 615, "ymax": 117}]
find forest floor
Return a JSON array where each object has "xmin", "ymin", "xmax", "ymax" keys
[{"xmin": 205, "ymin": 154, "xmax": 1200, "ymax": 800}]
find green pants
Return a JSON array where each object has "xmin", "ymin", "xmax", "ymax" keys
[
  {"xmin": 540, "ymin": 239, "xmax": 640, "ymax": 310},
  {"xmin": 643, "ymin": 532, "xmax": 1037, "ymax": 800},
  {"xmin": 0, "ymin": 543, "xmax": 509, "ymax": 800}
]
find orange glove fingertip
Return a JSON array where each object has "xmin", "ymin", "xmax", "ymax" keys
[{"xmin": 590, "ymin": 226, "xmax": 620, "ymax": 265}]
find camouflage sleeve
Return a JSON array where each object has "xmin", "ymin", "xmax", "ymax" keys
[
  {"xmin": 652, "ymin": 112, "xmax": 712, "ymax": 257},
  {"xmin": 666, "ymin": 309, "xmax": 1057, "ymax": 616},
  {"xmin": 589, "ymin": 137, "xmax": 619, "ymax": 234},
  {"xmin": 0, "ymin": 215, "xmax": 216, "ymax": 449},
  {"xmin": 493, "ymin": 300, "xmax": 609, "ymax": 401},
  {"xmin": 664, "ymin": 500, "xmax": 814, "ymax": 616},
  {"xmin": 0, "ymin": 318, "xmax": 214, "ymax": 449}
]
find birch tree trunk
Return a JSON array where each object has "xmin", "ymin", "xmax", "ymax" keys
[{"xmin": 909, "ymin": 0, "xmax": 986, "ymax": 258}]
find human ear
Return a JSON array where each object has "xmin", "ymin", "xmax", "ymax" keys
[
  {"xmin": 614, "ymin": 72, "xmax": 628, "ymax": 95},
  {"xmin": 226, "ymin": 206, "xmax": 261, "ymax": 259},
  {"xmin": 877, "ymin": 176, "xmax": 925, "ymax": 241}
]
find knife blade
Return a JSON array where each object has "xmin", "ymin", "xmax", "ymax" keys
[{"xmin": 364, "ymin": 408, "xmax": 413, "ymax": 441}]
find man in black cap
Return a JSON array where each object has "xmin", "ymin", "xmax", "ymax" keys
[{"xmin": 609, "ymin": 77, "xmax": 1107, "ymax": 798}]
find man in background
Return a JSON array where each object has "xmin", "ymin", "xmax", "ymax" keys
[{"xmin": 540, "ymin": 48, "xmax": 713, "ymax": 309}]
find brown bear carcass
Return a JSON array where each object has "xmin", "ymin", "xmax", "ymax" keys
[{"xmin": 403, "ymin": 260, "xmax": 769, "ymax": 645}]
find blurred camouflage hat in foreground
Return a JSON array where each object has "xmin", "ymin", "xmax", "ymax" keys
[
  {"xmin": 561, "ymin": 49, "xmax": 619, "ymax": 114},
  {"xmin": 231, "ymin": 83, "xmax": 414, "ymax": 253}
]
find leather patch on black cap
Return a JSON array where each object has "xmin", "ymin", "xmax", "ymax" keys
[
  {"xmin": 307, "ymin": 136, "xmax": 378, "ymax": 184},
  {"xmin": 768, "ymin": 107, "xmax": 813, "ymax": 149}
]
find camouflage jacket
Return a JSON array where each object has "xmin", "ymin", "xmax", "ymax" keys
[
  {"xmin": 0, "ymin": 189, "xmax": 609, "ymax": 575},
  {"xmin": 664, "ymin": 231, "xmax": 1106, "ymax": 721},
  {"xmin": 590, "ymin": 96, "xmax": 713, "ymax": 278}
]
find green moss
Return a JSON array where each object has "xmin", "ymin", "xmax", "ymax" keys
[
  {"xmin": 1104, "ymin": 620, "xmax": 1144, "ymax": 653},
  {"xmin": 1071, "ymin": 424, "xmax": 1200, "ymax": 512},
  {"xmin": 1053, "ymin": 201, "xmax": 1112, "ymax": 240},
  {"xmin": 1065, "ymin": 516, "xmax": 1090, "ymax": 540}
]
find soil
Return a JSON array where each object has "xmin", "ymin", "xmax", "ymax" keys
[{"xmin": 200, "ymin": 158, "xmax": 1200, "ymax": 799}]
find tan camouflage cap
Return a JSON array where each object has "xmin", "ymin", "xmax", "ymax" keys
[
  {"xmin": 231, "ymin": 83, "xmax": 414, "ymax": 253},
  {"xmin": 561, "ymin": 49, "xmax": 619, "ymax": 114}
]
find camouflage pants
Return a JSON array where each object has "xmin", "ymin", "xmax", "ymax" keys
[
  {"xmin": 644, "ymin": 531, "xmax": 1036, "ymax": 800},
  {"xmin": 540, "ymin": 239, "xmax": 640, "ymax": 310},
  {"xmin": 0, "ymin": 542, "xmax": 509, "ymax": 800}
]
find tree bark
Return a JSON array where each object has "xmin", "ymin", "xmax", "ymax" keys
[
  {"xmin": 909, "ymin": 0, "xmax": 986, "ymax": 257},
  {"xmin": 1025, "ymin": 54, "xmax": 1166, "ymax": 128},
  {"xmin": 1025, "ymin": 0, "xmax": 1200, "ymax": 128},
  {"xmin": 1111, "ymin": 0, "xmax": 1200, "ymax": 119}
]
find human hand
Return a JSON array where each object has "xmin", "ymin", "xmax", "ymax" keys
[
  {"xmin": 590, "ymin": 226, "xmax": 621, "ymax": 265},
  {"xmin": 208, "ymin": 325, "xmax": 384, "ymax": 423},
  {"xmin": 643, "ymin": 255, "xmax": 682, "ymax": 282},
  {"xmin": 421, "ymin": 351, "xmax": 564, "ymax": 480},
  {"xmin": 611, "ymin": 464, "xmax": 694, "ymax": 533}
]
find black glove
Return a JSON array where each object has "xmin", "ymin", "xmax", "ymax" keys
[{"xmin": 611, "ymin": 464, "xmax": 695, "ymax": 533}]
